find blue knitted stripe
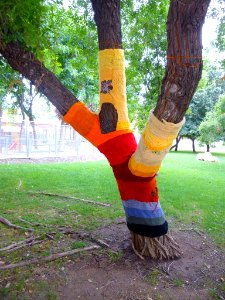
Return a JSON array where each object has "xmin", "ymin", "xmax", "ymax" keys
[
  {"xmin": 123, "ymin": 206, "xmax": 164, "ymax": 219},
  {"xmin": 122, "ymin": 199, "xmax": 162, "ymax": 211}
]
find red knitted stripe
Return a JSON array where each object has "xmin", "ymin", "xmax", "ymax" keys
[
  {"xmin": 98, "ymin": 133, "xmax": 137, "ymax": 166},
  {"xmin": 116, "ymin": 178, "xmax": 158, "ymax": 203},
  {"xmin": 112, "ymin": 161, "xmax": 153, "ymax": 182}
]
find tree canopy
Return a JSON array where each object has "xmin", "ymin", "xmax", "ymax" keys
[
  {"xmin": 1, "ymin": 0, "xmax": 224, "ymax": 139},
  {"xmin": 0, "ymin": 0, "xmax": 168, "ymax": 124}
]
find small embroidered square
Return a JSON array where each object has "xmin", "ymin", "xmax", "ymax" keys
[{"xmin": 101, "ymin": 80, "xmax": 113, "ymax": 94}]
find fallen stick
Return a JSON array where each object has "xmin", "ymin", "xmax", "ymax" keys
[
  {"xmin": 0, "ymin": 245, "xmax": 100, "ymax": 270},
  {"xmin": 0, "ymin": 236, "xmax": 38, "ymax": 252},
  {"xmin": 6, "ymin": 240, "xmax": 44, "ymax": 253},
  {"xmin": 29, "ymin": 191, "xmax": 111, "ymax": 207},
  {"xmin": 0, "ymin": 216, "xmax": 33, "ymax": 232},
  {"xmin": 0, "ymin": 237, "xmax": 34, "ymax": 251},
  {"xmin": 18, "ymin": 218, "xmax": 43, "ymax": 227}
]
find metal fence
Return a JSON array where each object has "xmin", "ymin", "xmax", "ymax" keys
[{"xmin": 0, "ymin": 118, "xmax": 103, "ymax": 160}]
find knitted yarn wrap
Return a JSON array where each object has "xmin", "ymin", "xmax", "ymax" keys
[
  {"xmin": 129, "ymin": 112, "xmax": 184, "ymax": 177},
  {"xmin": 64, "ymin": 49, "xmax": 185, "ymax": 238},
  {"xmin": 99, "ymin": 49, "xmax": 131, "ymax": 131}
]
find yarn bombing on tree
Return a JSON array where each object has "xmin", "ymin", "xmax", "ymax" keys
[{"xmin": 64, "ymin": 49, "xmax": 184, "ymax": 238}]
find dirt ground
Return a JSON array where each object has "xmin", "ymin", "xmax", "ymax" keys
[
  {"xmin": 0, "ymin": 220, "xmax": 225, "ymax": 300},
  {"xmin": 0, "ymin": 157, "xmax": 224, "ymax": 300},
  {"xmin": 56, "ymin": 223, "xmax": 225, "ymax": 300},
  {"xmin": 1, "ymin": 222, "xmax": 223, "ymax": 300}
]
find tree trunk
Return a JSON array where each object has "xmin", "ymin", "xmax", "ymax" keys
[
  {"xmin": 0, "ymin": 42, "xmax": 78, "ymax": 116},
  {"xmin": 19, "ymin": 118, "xmax": 25, "ymax": 152},
  {"xmin": 170, "ymin": 135, "xmax": 181, "ymax": 151},
  {"xmin": 175, "ymin": 137, "xmax": 179, "ymax": 151},
  {"xmin": 58, "ymin": 119, "xmax": 65, "ymax": 152},
  {"xmin": 153, "ymin": 0, "xmax": 210, "ymax": 124},
  {"xmin": 192, "ymin": 138, "xmax": 196, "ymax": 153},
  {"xmin": 27, "ymin": 83, "xmax": 38, "ymax": 149},
  {"xmin": 29, "ymin": 118, "xmax": 38, "ymax": 149},
  {"xmin": 89, "ymin": 0, "xmax": 211, "ymax": 258},
  {"xmin": 207, "ymin": 144, "xmax": 210, "ymax": 152}
]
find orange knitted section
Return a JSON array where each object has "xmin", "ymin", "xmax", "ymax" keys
[
  {"xmin": 64, "ymin": 102, "xmax": 132, "ymax": 147},
  {"xmin": 64, "ymin": 102, "xmax": 96, "ymax": 137}
]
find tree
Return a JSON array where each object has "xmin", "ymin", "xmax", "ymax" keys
[
  {"xmin": 216, "ymin": 94, "xmax": 225, "ymax": 135},
  {"xmin": 180, "ymin": 65, "xmax": 225, "ymax": 152},
  {"xmin": 199, "ymin": 113, "xmax": 220, "ymax": 151},
  {"xmin": 121, "ymin": 0, "xmax": 168, "ymax": 129},
  {"xmin": 0, "ymin": 0, "xmax": 211, "ymax": 259},
  {"xmin": 199, "ymin": 94, "xmax": 225, "ymax": 149}
]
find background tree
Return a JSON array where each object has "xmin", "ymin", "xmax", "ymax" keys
[
  {"xmin": 180, "ymin": 65, "xmax": 225, "ymax": 152},
  {"xmin": 121, "ymin": 0, "xmax": 168, "ymax": 129},
  {"xmin": 0, "ymin": 0, "xmax": 211, "ymax": 258},
  {"xmin": 215, "ymin": 1, "xmax": 225, "ymax": 69},
  {"xmin": 199, "ymin": 94, "xmax": 225, "ymax": 150}
]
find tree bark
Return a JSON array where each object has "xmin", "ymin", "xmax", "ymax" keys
[
  {"xmin": 153, "ymin": 0, "xmax": 210, "ymax": 123},
  {"xmin": 207, "ymin": 144, "xmax": 210, "ymax": 152},
  {"xmin": 0, "ymin": 41, "xmax": 78, "ymax": 116},
  {"xmin": 91, "ymin": 0, "xmax": 122, "ymax": 133},
  {"xmin": 91, "ymin": 0, "xmax": 122, "ymax": 50}
]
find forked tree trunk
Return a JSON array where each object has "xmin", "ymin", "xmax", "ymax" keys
[
  {"xmin": 90, "ymin": 0, "xmax": 210, "ymax": 258},
  {"xmin": 0, "ymin": 0, "xmax": 211, "ymax": 259}
]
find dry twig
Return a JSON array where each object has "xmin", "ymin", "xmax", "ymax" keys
[
  {"xmin": 29, "ymin": 191, "xmax": 111, "ymax": 207},
  {"xmin": 0, "ymin": 237, "xmax": 37, "ymax": 252},
  {"xmin": 0, "ymin": 245, "xmax": 100, "ymax": 270},
  {"xmin": 18, "ymin": 218, "xmax": 43, "ymax": 227},
  {"xmin": 0, "ymin": 236, "xmax": 43, "ymax": 253},
  {"xmin": 0, "ymin": 216, "xmax": 33, "ymax": 232}
]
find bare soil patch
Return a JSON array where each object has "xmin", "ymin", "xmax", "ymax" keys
[
  {"xmin": 1, "ymin": 222, "xmax": 223, "ymax": 300},
  {"xmin": 57, "ymin": 223, "xmax": 224, "ymax": 300}
]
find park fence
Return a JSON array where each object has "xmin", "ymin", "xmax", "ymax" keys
[{"xmin": 0, "ymin": 118, "xmax": 103, "ymax": 160}]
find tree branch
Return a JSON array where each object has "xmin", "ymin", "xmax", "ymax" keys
[
  {"xmin": 29, "ymin": 191, "xmax": 111, "ymax": 207},
  {"xmin": 0, "ymin": 41, "xmax": 78, "ymax": 115},
  {"xmin": 0, "ymin": 216, "xmax": 33, "ymax": 232},
  {"xmin": 153, "ymin": 0, "xmax": 211, "ymax": 123},
  {"xmin": 0, "ymin": 245, "xmax": 100, "ymax": 270}
]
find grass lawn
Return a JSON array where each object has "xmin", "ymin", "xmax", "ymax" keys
[
  {"xmin": 0, "ymin": 151, "xmax": 224, "ymax": 246},
  {"xmin": 0, "ymin": 151, "xmax": 224, "ymax": 299}
]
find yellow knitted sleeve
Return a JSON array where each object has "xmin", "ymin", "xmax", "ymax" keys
[
  {"xmin": 99, "ymin": 49, "xmax": 131, "ymax": 131},
  {"xmin": 129, "ymin": 112, "xmax": 185, "ymax": 177}
]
